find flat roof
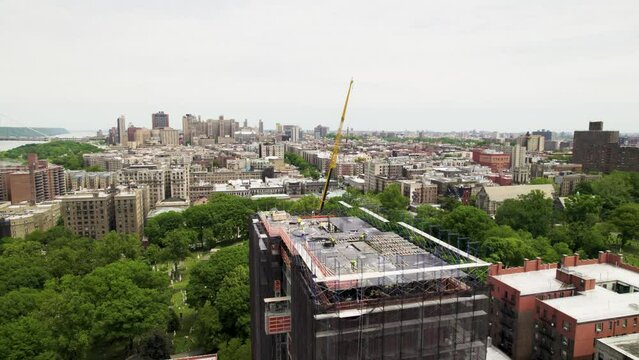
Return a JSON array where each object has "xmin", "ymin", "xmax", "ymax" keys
[
  {"xmin": 492, "ymin": 268, "xmax": 572, "ymax": 296},
  {"xmin": 259, "ymin": 211, "xmax": 486, "ymax": 287},
  {"xmin": 542, "ymin": 286, "xmax": 639, "ymax": 323},
  {"xmin": 598, "ymin": 333, "xmax": 639, "ymax": 359},
  {"xmin": 60, "ymin": 192, "xmax": 110, "ymax": 199},
  {"xmin": 562, "ymin": 263, "xmax": 639, "ymax": 288}
]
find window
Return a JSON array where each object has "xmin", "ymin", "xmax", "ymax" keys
[
  {"xmin": 634, "ymin": 318, "xmax": 638, "ymax": 327},
  {"xmin": 563, "ymin": 320, "xmax": 570, "ymax": 331},
  {"xmin": 609, "ymin": 321, "xmax": 613, "ymax": 330},
  {"xmin": 561, "ymin": 335, "xmax": 568, "ymax": 346},
  {"xmin": 623, "ymin": 319, "xmax": 628, "ymax": 328},
  {"xmin": 595, "ymin": 323, "xmax": 603, "ymax": 333}
]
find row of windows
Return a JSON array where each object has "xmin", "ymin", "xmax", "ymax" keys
[{"xmin": 595, "ymin": 318, "xmax": 638, "ymax": 332}]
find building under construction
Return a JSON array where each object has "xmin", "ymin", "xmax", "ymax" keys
[{"xmin": 249, "ymin": 205, "xmax": 490, "ymax": 360}]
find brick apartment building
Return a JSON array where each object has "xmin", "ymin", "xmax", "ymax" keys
[
  {"xmin": 0, "ymin": 153, "xmax": 66, "ymax": 204},
  {"xmin": 472, "ymin": 149, "xmax": 511, "ymax": 172},
  {"xmin": 573, "ymin": 121, "xmax": 639, "ymax": 173},
  {"xmin": 60, "ymin": 185, "xmax": 149, "ymax": 239},
  {"xmin": 488, "ymin": 252, "xmax": 639, "ymax": 360}
]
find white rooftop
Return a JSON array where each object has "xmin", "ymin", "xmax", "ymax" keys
[
  {"xmin": 492, "ymin": 268, "xmax": 570, "ymax": 296},
  {"xmin": 483, "ymin": 184, "xmax": 554, "ymax": 202},
  {"xmin": 598, "ymin": 333, "xmax": 639, "ymax": 359},
  {"xmin": 543, "ymin": 286, "xmax": 639, "ymax": 323},
  {"xmin": 562, "ymin": 263, "xmax": 639, "ymax": 288}
]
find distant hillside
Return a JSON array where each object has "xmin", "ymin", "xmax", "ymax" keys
[
  {"xmin": 0, "ymin": 127, "xmax": 69, "ymax": 137},
  {"xmin": 0, "ymin": 140, "xmax": 102, "ymax": 170}
]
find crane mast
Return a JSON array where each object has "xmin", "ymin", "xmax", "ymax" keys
[{"xmin": 319, "ymin": 80, "xmax": 354, "ymax": 212}]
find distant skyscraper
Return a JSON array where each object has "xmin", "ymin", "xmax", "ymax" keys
[
  {"xmin": 182, "ymin": 114, "xmax": 197, "ymax": 144},
  {"xmin": 313, "ymin": 125, "xmax": 329, "ymax": 139},
  {"xmin": 258, "ymin": 119, "xmax": 264, "ymax": 135},
  {"xmin": 282, "ymin": 125, "xmax": 300, "ymax": 142},
  {"xmin": 275, "ymin": 123, "xmax": 282, "ymax": 134},
  {"xmin": 117, "ymin": 115, "xmax": 127, "ymax": 146},
  {"xmin": 152, "ymin": 111, "xmax": 169, "ymax": 129},
  {"xmin": 243, "ymin": 119, "xmax": 248, "ymax": 128},
  {"xmin": 532, "ymin": 129, "xmax": 553, "ymax": 142},
  {"xmin": 511, "ymin": 145, "xmax": 529, "ymax": 184}
]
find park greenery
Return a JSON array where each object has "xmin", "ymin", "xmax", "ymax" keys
[
  {"xmin": 0, "ymin": 229, "xmax": 174, "ymax": 360},
  {"xmin": 0, "ymin": 140, "xmax": 103, "ymax": 170},
  {"xmin": 284, "ymin": 152, "xmax": 321, "ymax": 179}
]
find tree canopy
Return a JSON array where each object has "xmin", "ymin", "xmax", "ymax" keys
[
  {"xmin": 0, "ymin": 228, "xmax": 172, "ymax": 360},
  {"xmin": 495, "ymin": 190, "xmax": 554, "ymax": 237},
  {"xmin": 0, "ymin": 140, "xmax": 103, "ymax": 170}
]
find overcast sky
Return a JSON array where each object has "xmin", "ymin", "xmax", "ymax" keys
[{"xmin": 1, "ymin": 0, "xmax": 638, "ymax": 133}]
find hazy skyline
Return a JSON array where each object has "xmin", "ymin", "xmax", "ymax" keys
[{"xmin": 1, "ymin": 0, "xmax": 638, "ymax": 132}]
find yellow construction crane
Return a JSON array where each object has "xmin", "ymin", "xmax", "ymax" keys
[{"xmin": 319, "ymin": 79, "xmax": 354, "ymax": 212}]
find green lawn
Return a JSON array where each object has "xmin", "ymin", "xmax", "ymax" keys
[{"xmin": 166, "ymin": 251, "xmax": 210, "ymax": 354}]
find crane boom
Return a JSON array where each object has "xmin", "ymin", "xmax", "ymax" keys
[{"xmin": 319, "ymin": 80, "xmax": 354, "ymax": 212}]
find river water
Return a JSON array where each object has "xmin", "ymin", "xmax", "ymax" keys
[{"xmin": 0, "ymin": 130, "xmax": 98, "ymax": 151}]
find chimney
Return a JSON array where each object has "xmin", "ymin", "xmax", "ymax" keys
[{"xmin": 598, "ymin": 251, "xmax": 607, "ymax": 264}]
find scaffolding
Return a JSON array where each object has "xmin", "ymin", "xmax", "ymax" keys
[{"xmin": 250, "ymin": 205, "xmax": 491, "ymax": 360}]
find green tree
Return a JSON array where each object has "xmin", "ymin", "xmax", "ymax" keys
[
  {"xmin": 160, "ymin": 229, "xmax": 196, "ymax": 277},
  {"xmin": 0, "ymin": 315, "xmax": 54, "ymax": 360},
  {"xmin": 0, "ymin": 256, "xmax": 51, "ymax": 296},
  {"xmin": 0, "ymin": 288, "xmax": 42, "ymax": 325},
  {"xmin": 284, "ymin": 153, "xmax": 321, "ymax": 179},
  {"xmin": 205, "ymin": 194, "xmax": 255, "ymax": 243},
  {"xmin": 414, "ymin": 205, "xmax": 443, "ymax": 230},
  {"xmin": 144, "ymin": 211, "xmax": 185, "ymax": 245},
  {"xmin": 26, "ymin": 225, "xmax": 75, "ymax": 245},
  {"xmin": 215, "ymin": 266, "xmax": 250, "ymax": 338},
  {"xmin": 38, "ymin": 285, "xmax": 94, "ymax": 358},
  {"xmin": 495, "ymin": 190, "xmax": 554, "ymax": 237},
  {"xmin": 45, "ymin": 236, "xmax": 95, "ymax": 277},
  {"xmin": 94, "ymin": 232, "xmax": 141, "ymax": 266},
  {"xmin": 377, "ymin": 183, "xmax": 409, "ymax": 211},
  {"xmin": 183, "ymin": 205, "xmax": 214, "ymax": 247},
  {"xmin": 187, "ymin": 243, "xmax": 248, "ymax": 307},
  {"xmin": 143, "ymin": 244, "xmax": 164, "ymax": 266},
  {"xmin": 438, "ymin": 195, "xmax": 461, "ymax": 212},
  {"xmin": 254, "ymin": 197, "xmax": 290, "ymax": 212},
  {"xmin": 440, "ymin": 205, "xmax": 495, "ymax": 242},
  {"xmin": 479, "ymin": 226, "xmax": 537, "ymax": 266},
  {"xmin": 355, "ymin": 193, "xmax": 383, "ymax": 213},
  {"xmin": 217, "ymin": 337, "xmax": 251, "ymax": 360},
  {"xmin": 564, "ymin": 194, "xmax": 603, "ymax": 225},
  {"xmin": 590, "ymin": 172, "xmax": 632, "ymax": 212},
  {"xmin": 610, "ymin": 203, "xmax": 639, "ymax": 247},
  {"xmin": 134, "ymin": 329, "xmax": 174, "ymax": 360},
  {"xmin": 78, "ymin": 261, "xmax": 171, "ymax": 357},
  {"xmin": 568, "ymin": 222, "xmax": 607, "ymax": 257},
  {"xmin": 289, "ymin": 195, "xmax": 320, "ymax": 214},
  {"xmin": 193, "ymin": 302, "xmax": 224, "ymax": 352}
]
